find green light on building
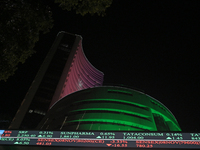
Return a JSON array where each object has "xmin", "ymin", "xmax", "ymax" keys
[{"xmin": 37, "ymin": 86, "xmax": 181, "ymax": 131}]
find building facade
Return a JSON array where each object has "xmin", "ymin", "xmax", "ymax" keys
[
  {"xmin": 10, "ymin": 32, "xmax": 181, "ymax": 132},
  {"xmin": 38, "ymin": 86, "xmax": 181, "ymax": 131},
  {"xmin": 9, "ymin": 32, "xmax": 104, "ymax": 129}
]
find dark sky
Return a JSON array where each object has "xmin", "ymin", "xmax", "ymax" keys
[{"xmin": 1, "ymin": 1, "xmax": 200, "ymax": 132}]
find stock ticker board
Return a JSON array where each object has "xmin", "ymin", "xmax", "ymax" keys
[{"xmin": 1, "ymin": 130, "xmax": 200, "ymax": 149}]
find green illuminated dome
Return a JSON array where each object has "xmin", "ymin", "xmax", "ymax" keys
[{"xmin": 38, "ymin": 86, "xmax": 181, "ymax": 131}]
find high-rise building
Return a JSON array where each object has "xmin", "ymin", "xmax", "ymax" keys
[
  {"xmin": 9, "ymin": 32, "xmax": 104, "ymax": 129},
  {"xmin": 9, "ymin": 32, "xmax": 181, "ymax": 131}
]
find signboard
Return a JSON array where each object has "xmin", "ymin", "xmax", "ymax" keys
[{"xmin": 0, "ymin": 130, "xmax": 200, "ymax": 149}]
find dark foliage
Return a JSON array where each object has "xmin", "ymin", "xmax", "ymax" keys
[
  {"xmin": 55, "ymin": 0, "xmax": 113, "ymax": 16},
  {"xmin": 0, "ymin": 0, "xmax": 112, "ymax": 81},
  {"xmin": 0, "ymin": 0, "xmax": 53, "ymax": 81}
]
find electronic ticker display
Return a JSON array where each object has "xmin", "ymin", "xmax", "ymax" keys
[{"xmin": 1, "ymin": 130, "xmax": 200, "ymax": 149}]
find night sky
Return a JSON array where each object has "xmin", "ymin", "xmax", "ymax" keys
[{"xmin": 0, "ymin": 1, "xmax": 200, "ymax": 132}]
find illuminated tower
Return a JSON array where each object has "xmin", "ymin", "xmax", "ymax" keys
[
  {"xmin": 9, "ymin": 32, "xmax": 104, "ymax": 129},
  {"xmin": 38, "ymin": 86, "xmax": 181, "ymax": 131},
  {"xmin": 10, "ymin": 31, "xmax": 181, "ymax": 132}
]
